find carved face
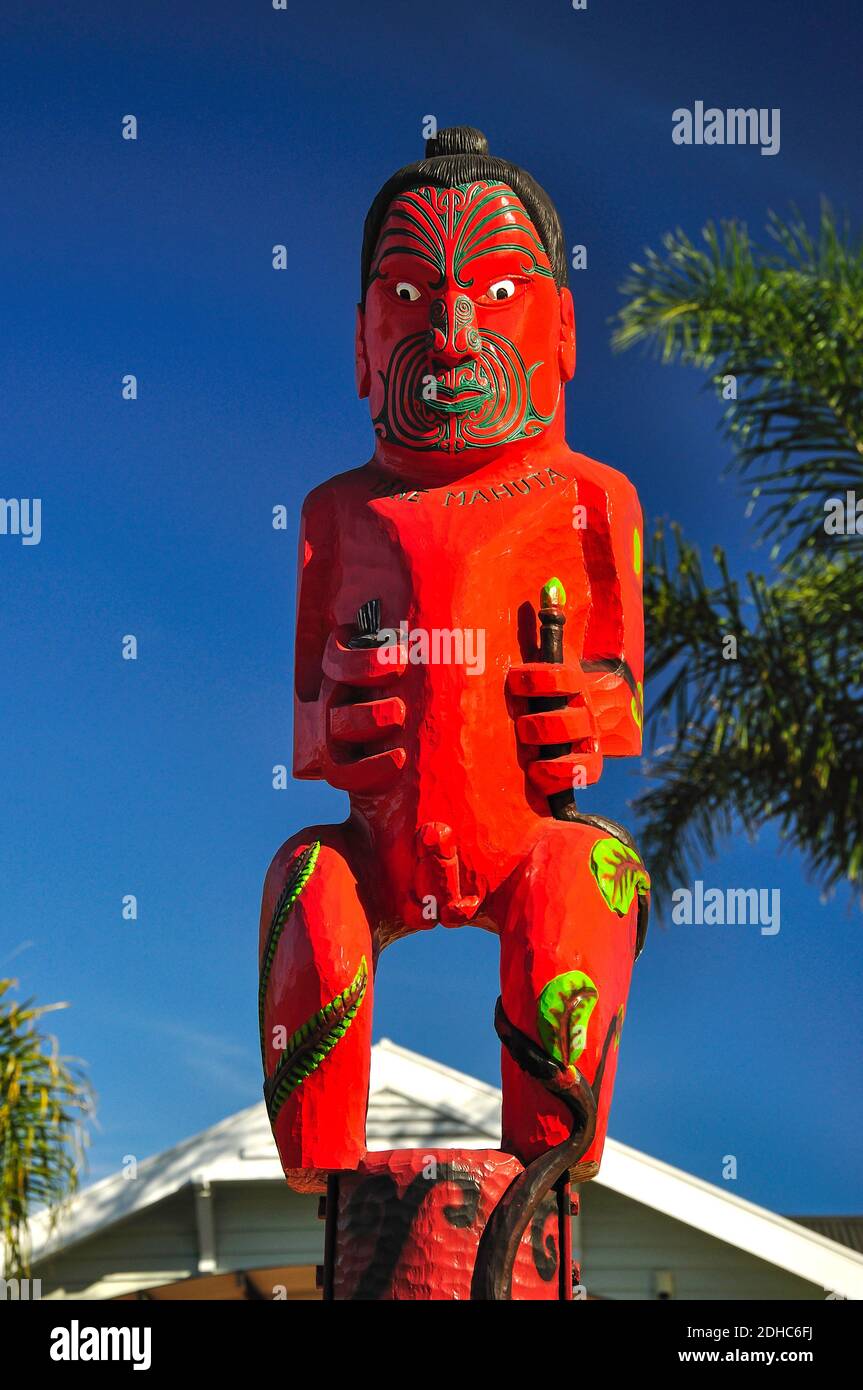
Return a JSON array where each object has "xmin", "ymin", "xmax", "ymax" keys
[{"xmin": 358, "ymin": 182, "xmax": 574, "ymax": 459}]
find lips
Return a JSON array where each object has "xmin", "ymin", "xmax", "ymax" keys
[{"xmin": 419, "ymin": 377, "xmax": 494, "ymax": 415}]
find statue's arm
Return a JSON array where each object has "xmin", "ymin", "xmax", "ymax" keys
[
  {"xmin": 579, "ymin": 467, "xmax": 645, "ymax": 758},
  {"xmin": 292, "ymin": 487, "xmax": 335, "ymax": 780}
]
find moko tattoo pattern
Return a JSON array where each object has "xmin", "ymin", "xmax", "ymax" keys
[
  {"xmin": 370, "ymin": 182, "xmax": 559, "ymax": 452},
  {"xmin": 368, "ymin": 181, "xmax": 555, "ymax": 293},
  {"xmin": 373, "ymin": 327, "xmax": 555, "ymax": 452}
]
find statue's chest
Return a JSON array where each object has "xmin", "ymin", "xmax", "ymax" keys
[
  {"xmin": 369, "ymin": 465, "xmax": 575, "ymax": 557},
  {"xmin": 336, "ymin": 465, "xmax": 586, "ymax": 632}
]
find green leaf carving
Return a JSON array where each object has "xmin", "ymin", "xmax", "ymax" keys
[
  {"xmin": 258, "ymin": 841, "xmax": 321, "ymax": 1063},
  {"xmin": 589, "ymin": 836, "xmax": 650, "ymax": 916},
  {"xmin": 537, "ymin": 970, "xmax": 598, "ymax": 1067},
  {"xmin": 630, "ymin": 680, "xmax": 644, "ymax": 732},
  {"xmin": 265, "ymin": 956, "xmax": 368, "ymax": 1123}
]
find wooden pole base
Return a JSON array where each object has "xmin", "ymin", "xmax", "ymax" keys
[{"xmin": 321, "ymin": 1148, "xmax": 576, "ymax": 1300}]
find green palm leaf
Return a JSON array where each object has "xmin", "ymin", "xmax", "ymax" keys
[
  {"xmin": 0, "ymin": 979, "xmax": 93, "ymax": 1279},
  {"xmin": 614, "ymin": 206, "xmax": 863, "ymax": 902}
]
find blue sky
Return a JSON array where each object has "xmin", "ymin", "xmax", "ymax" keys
[{"xmin": 2, "ymin": 0, "xmax": 861, "ymax": 1215}]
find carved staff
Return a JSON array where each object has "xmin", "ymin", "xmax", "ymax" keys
[{"xmin": 535, "ymin": 576, "xmax": 578, "ymax": 821}]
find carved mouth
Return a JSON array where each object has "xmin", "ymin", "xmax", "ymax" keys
[{"xmin": 420, "ymin": 378, "xmax": 493, "ymax": 414}]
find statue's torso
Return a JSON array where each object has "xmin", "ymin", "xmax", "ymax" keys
[{"xmin": 324, "ymin": 453, "xmax": 591, "ymax": 930}]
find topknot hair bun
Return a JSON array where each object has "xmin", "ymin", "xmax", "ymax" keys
[
  {"xmin": 361, "ymin": 123, "xmax": 568, "ymax": 299},
  {"xmin": 424, "ymin": 126, "xmax": 490, "ymax": 159}
]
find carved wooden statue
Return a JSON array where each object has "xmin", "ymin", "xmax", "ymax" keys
[{"xmin": 258, "ymin": 126, "xmax": 650, "ymax": 1299}]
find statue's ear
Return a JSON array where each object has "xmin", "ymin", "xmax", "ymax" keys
[
  {"xmin": 355, "ymin": 305, "xmax": 371, "ymax": 399},
  {"xmin": 558, "ymin": 288, "xmax": 576, "ymax": 382}
]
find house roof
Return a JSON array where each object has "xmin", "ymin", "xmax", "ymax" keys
[{"xmin": 29, "ymin": 1038, "xmax": 863, "ymax": 1298}]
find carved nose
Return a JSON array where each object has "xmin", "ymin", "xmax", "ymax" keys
[{"xmin": 428, "ymin": 294, "xmax": 481, "ymax": 365}]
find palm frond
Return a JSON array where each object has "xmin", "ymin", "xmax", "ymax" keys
[
  {"xmin": 639, "ymin": 529, "xmax": 863, "ymax": 900},
  {"xmin": 0, "ymin": 979, "xmax": 94, "ymax": 1278},
  {"xmin": 614, "ymin": 205, "xmax": 863, "ymax": 556}
]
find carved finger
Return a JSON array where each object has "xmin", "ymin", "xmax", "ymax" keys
[
  {"xmin": 515, "ymin": 707, "xmax": 594, "ymax": 745},
  {"xmin": 526, "ymin": 752, "xmax": 603, "ymax": 794},
  {"xmin": 325, "ymin": 746, "xmax": 407, "ymax": 793},
  {"xmin": 323, "ymin": 631, "xmax": 407, "ymax": 686},
  {"xmin": 506, "ymin": 663, "xmax": 583, "ymax": 699},
  {"xmin": 329, "ymin": 697, "xmax": 406, "ymax": 743}
]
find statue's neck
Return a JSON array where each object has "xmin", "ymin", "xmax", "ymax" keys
[{"xmin": 370, "ymin": 412, "xmax": 570, "ymax": 489}]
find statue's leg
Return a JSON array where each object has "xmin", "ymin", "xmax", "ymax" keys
[
  {"xmin": 497, "ymin": 821, "xmax": 645, "ymax": 1178},
  {"xmin": 258, "ymin": 825, "xmax": 373, "ymax": 1192}
]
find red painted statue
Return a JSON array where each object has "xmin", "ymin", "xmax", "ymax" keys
[{"xmin": 258, "ymin": 127, "xmax": 650, "ymax": 1296}]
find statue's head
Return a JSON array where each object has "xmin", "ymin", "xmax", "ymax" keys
[{"xmin": 356, "ymin": 127, "xmax": 575, "ymax": 476}]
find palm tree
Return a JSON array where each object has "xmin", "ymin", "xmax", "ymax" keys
[
  {"xmin": 612, "ymin": 206, "xmax": 863, "ymax": 899},
  {"xmin": 0, "ymin": 978, "xmax": 93, "ymax": 1279}
]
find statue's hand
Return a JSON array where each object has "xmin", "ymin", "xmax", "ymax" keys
[
  {"xmin": 319, "ymin": 629, "xmax": 408, "ymax": 793},
  {"xmin": 506, "ymin": 663, "xmax": 603, "ymax": 794}
]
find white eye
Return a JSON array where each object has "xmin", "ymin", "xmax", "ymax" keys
[
  {"xmin": 395, "ymin": 282, "xmax": 421, "ymax": 301},
  {"xmin": 489, "ymin": 279, "xmax": 516, "ymax": 301}
]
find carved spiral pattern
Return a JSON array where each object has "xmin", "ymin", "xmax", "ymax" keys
[
  {"xmin": 373, "ymin": 329, "xmax": 555, "ymax": 452},
  {"xmin": 369, "ymin": 328, "xmax": 553, "ymax": 453},
  {"xmin": 375, "ymin": 332, "xmax": 447, "ymax": 449}
]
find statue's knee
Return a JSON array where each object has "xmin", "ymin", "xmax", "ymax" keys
[{"xmin": 261, "ymin": 825, "xmax": 361, "ymax": 932}]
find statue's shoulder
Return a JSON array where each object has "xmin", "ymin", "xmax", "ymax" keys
[
  {"xmin": 566, "ymin": 450, "xmax": 641, "ymax": 508},
  {"xmin": 301, "ymin": 464, "xmax": 375, "ymax": 519}
]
